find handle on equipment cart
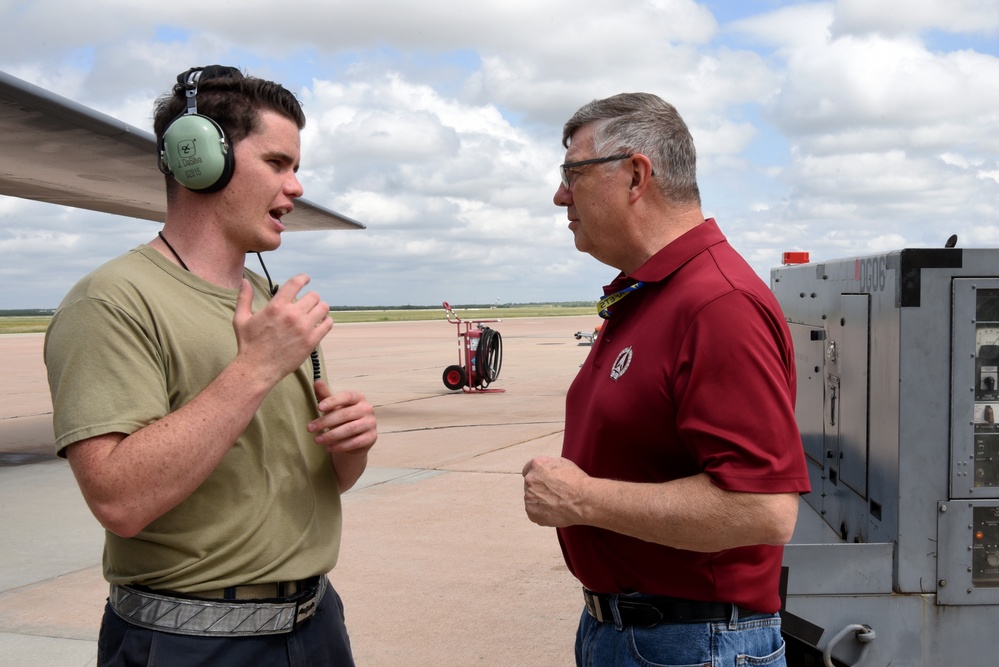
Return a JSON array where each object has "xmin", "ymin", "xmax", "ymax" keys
[
  {"xmin": 443, "ymin": 301, "xmax": 460, "ymax": 324},
  {"xmin": 442, "ymin": 301, "xmax": 502, "ymax": 326},
  {"xmin": 823, "ymin": 623, "xmax": 875, "ymax": 667}
]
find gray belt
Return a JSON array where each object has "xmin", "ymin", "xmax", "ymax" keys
[{"xmin": 108, "ymin": 576, "xmax": 327, "ymax": 637}]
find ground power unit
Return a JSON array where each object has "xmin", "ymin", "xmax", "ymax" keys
[{"xmin": 772, "ymin": 247, "xmax": 999, "ymax": 666}]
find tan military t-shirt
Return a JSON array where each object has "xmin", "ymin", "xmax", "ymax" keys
[{"xmin": 45, "ymin": 246, "xmax": 341, "ymax": 593}]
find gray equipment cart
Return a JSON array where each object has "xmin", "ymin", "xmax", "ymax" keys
[{"xmin": 772, "ymin": 248, "xmax": 999, "ymax": 666}]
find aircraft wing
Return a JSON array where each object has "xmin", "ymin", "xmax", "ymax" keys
[{"xmin": 0, "ymin": 70, "xmax": 364, "ymax": 231}]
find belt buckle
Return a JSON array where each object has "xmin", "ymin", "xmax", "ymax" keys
[
  {"xmin": 295, "ymin": 593, "xmax": 318, "ymax": 626},
  {"xmin": 583, "ymin": 591, "xmax": 605, "ymax": 623},
  {"xmin": 293, "ymin": 579, "xmax": 325, "ymax": 627}
]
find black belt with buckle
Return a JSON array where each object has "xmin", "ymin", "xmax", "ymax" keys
[{"xmin": 583, "ymin": 588, "xmax": 759, "ymax": 627}]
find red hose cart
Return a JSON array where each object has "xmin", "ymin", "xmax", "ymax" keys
[{"xmin": 441, "ymin": 301, "xmax": 504, "ymax": 392}]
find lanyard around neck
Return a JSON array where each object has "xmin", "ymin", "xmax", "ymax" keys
[{"xmin": 597, "ymin": 281, "xmax": 645, "ymax": 319}]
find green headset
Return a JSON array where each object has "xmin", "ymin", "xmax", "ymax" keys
[{"xmin": 157, "ymin": 66, "xmax": 237, "ymax": 193}]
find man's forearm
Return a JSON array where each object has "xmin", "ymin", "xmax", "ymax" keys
[
  {"xmin": 67, "ymin": 358, "xmax": 275, "ymax": 537},
  {"xmin": 579, "ymin": 472, "xmax": 799, "ymax": 552},
  {"xmin": 331, "ymin": 450, "xmax": 369, "ymax": 493}
]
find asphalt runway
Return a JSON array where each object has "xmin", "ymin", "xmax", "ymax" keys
[{"xmin": 0, "ymin": 314, "xmax": 600, "ymax": 666}]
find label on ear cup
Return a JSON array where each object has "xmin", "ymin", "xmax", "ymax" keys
[{"xmin": 161, "ymin": 114, "xmax": 232, "ymax": 192}]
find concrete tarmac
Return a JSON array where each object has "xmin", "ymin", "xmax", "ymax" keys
[{"xmin": 0, "ymin": 313, "xmax": 601, "ymax": 666}]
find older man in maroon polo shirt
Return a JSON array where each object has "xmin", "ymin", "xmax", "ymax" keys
[{"xmin": 523, "ymin": 93, "xmax": 810, "ymax": 667}]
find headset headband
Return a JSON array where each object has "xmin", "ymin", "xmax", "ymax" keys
[{"xmin": 183, "ymin": 70, "xmax": 202, "ymax": 116}]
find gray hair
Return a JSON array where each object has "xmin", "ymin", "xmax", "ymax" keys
[{"xmin": 562, "ymin": 93, "xmax": 700, "ymax": 205}]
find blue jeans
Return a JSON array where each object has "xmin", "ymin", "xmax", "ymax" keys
[{"xmin": 574, "ymin": 595, "xmax": 786, "ymax": 667}]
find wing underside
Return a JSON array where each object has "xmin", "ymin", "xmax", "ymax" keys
[{"xmin": 0, "ymin": 70, "xmax": 364, "ymax": 231}]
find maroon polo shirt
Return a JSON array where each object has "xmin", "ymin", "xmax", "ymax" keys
[{"xmin": 558, "ymin": 218, "xmax": 810, "ymax": 613}]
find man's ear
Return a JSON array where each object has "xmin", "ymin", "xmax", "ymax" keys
[{"xmin": 628, "ymin": 153, "xmax": 656, "ymax": 203}]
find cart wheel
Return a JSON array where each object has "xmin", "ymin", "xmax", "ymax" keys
[{"xmin": 443, "ymin": 365, "xmax": 467, "ymax": 391}]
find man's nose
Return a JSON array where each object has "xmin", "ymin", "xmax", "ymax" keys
[
  {"xmin": 554, "ymin": 182, "xmax": 572, "ymax": 207},
  {"xmin": 286, "ymin": 173, "xmax": 304, "ymax": 198}
]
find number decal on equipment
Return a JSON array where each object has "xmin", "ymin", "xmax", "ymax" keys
[{"xmin": 856, "ymin": 256, "xmax": 887, "ymax": 293}]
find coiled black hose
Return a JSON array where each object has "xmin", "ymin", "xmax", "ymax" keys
[{"xmin": 475, "ymin": 327, "xmax": 503, "ymax": 388}]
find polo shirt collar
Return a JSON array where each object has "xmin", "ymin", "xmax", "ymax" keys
[{"xmin": 603, "ymin": 218, "xmax": 725, "ymax": 295}]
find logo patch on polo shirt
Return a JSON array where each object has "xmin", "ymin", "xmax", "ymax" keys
[{"xmin": 610, "ymin": 346, "xmax": 633, "ymax": 381}]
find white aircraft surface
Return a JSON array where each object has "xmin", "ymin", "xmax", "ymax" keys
[{"xmin": 0, "ymin": 70, "xmax": 364, "ymax": 231}]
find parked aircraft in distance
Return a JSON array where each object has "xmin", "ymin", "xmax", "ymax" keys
[{"xmin": 0, "ymin": 70, "xmax": 364, "ymax": 231}]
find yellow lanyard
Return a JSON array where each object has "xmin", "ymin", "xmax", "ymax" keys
[{"xmin": 597, "ymin": 281, "xmax": 645, "ymax": 319}]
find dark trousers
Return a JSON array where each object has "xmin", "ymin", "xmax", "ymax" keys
[{"xmin": 97, "ymin": 582, "xmax": 354, "ymax": 666}]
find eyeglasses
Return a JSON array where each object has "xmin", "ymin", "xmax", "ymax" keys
[{"xmin": 559, "ymin": 154, "xmax": 633, "ymax": 190}]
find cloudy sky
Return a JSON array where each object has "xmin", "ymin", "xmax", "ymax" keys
[{"xmin": 1, "ymin": 0, "xmax": 998, "ymax": 310}]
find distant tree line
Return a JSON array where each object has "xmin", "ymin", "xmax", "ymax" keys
[
  {"xmin": 328, "ymin": 301, "xmax": 594, "ymax": 311},
  {"xmin": 0, "ymin": 309, "xmax": 56, "ymax": 316}
]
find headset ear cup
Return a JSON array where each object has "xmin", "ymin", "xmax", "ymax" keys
[{"xmin": 159, "ymin": 114, "xmax": 234, "ymax": 193}]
